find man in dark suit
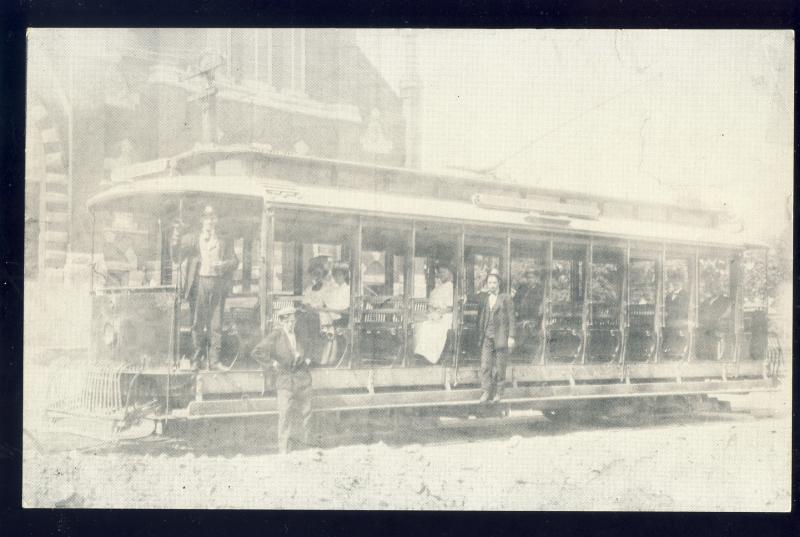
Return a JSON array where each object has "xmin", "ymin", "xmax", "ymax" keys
[
  {"xmin": 477, "ymin": 269, "xmax": 516, "ymax": 403},
  {"xmin": 664, "ymin": 279, "xmax": 690, "ymax": 329},
  {"xmin": 513, "ymin": 268, "xmax": 544, "ymax": 325},
  {"xmin": 171, "ymin": 205, "xmax": 239, "ymax": 370},
  {"xmin": 252, "ymin": 305, "xmax": 312, "ymax": 454},
  {"xmin": 663, "ymin": 278, "xmax": 691, "ymax": 358},
  {"xmin": 698, "ymin": 282, "xmax": 732, "ymax": 360}
]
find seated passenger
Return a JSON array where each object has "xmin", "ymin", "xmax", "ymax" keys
[
  {"xmin": 296, "ymin": 256, "xmax": 333, "ymax": 363},
  {"xmin": 699, "ymin": 291, "xmax": 731, "ymax": 331},
  {"xmin": 318, "ymin": 263, "xmax": 351, "ymax": 366},
  {"xmin": 513, "ymin": 268, "xmax": 543, "ymax": 326},
  {"xmin": 697, "ymin": 282, "xmax": 732, "ymax": 359},
  {"xmin": 414, "ymin": 266, "xmax": 454, "ymax": 364},
  {"xmin": 302, "ymin": 256, "xmax": 333, "ymax": 309},
  {"xmin": 319, "ymin": 262, "xmax": 350, "ymax": 326},
  {"xmin": 664, "ymin": 278, "xmax": 690, "ymax": 329}
]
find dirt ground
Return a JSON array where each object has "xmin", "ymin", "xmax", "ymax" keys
[{"xmin": 22, "ymin": 377, "xmax": 791, "ymax": 511}]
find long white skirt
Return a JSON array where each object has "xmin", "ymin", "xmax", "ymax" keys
[{"xmin": 414, "ymin": 313, "xmax": 453, "ymax": 364}]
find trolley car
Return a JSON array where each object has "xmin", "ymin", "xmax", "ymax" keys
[{"xmin": 45, "ymin": 144, "xmax": 782, "ymax": 437}]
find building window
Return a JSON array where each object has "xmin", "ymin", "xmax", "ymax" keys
[
  {"xmin": 255, "ymin": 29, "xmax": 273, "ymax": 85},
  {"xmin": 291, "ymin": 28, "xmax": 306, "ymax": 94},
  {"xmin": 208, "ymin": 29, "xmax": 304, "ymax": 94}
]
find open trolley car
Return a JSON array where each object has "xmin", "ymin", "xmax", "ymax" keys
[{"xmin": 45, "ymin": 145, "xmax": 782, "ymax": 438}]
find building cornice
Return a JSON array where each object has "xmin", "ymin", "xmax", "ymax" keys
[{"xmin": 148, "ymin": 64, "xmax": 363, "ymax": 124}]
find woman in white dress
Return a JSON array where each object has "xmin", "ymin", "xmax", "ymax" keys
[
  {"xmin": 319, "ymin": 263, "xmax": 350, "ymax": 326},
  {"xmin": 414, "ymin": 266, "xmax": 455, "ymax": 364},
  {"xmin": 297, "ymin": 256, "xmax": 332, "ymax": 362},
  {"xmin": 318, "ymin": 263, "xmax": 351, "ymax": 365}
]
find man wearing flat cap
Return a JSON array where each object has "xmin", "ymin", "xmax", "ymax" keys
[
  {"xmin": 477, "ymin": 268, "xmax": 516, "ymax": 403},
  {"xmin": 171, "ymin": 205, "xmax": 239, "ymax": 370},
  {"xmin": 252, "ymin": 305, "xmax": 313, "ymax": 454}
]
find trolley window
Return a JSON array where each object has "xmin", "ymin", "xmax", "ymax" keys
[
  {"xmin": 697, "ymin": 253, "xmax": 735, "ymax": 361},
  {"xmin": 629, "ymin": 256, "xmax": 657, "ymax": 306},
  {"xmin": 741, "ymin": 249, "xmax": 768, "ymax": 360},
  {"xmin": 590, "ymin": 246, "xmax": 624, "ymax": 328},
  {"xmin": 410, "ymin": 225, "xmax": 458, "ymax": 366},
  {"xmin": 510, "ymin": 239, "xmax": 547, "ymax": 323},
  {"xmin": 274, "ymin": 213, "xmax": 354, "ymax": 296},
  {"xmin": 464, "ymin": 233, "xmax": 504, "ymax": 298},
  {"xmin": 626, "ymin": 252, "xmax": 658, "ymax": 362},
  {"xmin": 92, "ymin": 209, "xmax": 161, "ymax": 289},
  {"xmin": 361, "ymin": 226, "xmax": 408, "ymax": 298},
  {"xmin": 551, "ymin": 243, "xmax": 587, "ymax": 315},
  {"xmin": 661, "ymin": 253, "xmax": 695, "ymax": 361}
]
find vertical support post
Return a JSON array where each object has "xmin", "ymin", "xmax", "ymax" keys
[
  {"xmin": 403, "ymin": 222, "xmax": 416, "ymax": 366},
  {"xmin": 88, "ymin": 212, "xmax": 96, "ymax": 362},
  {"xmin": 580, "ymin": 239, "xmax": 593, "ymax": 364},
  {"xmin": 764, "ymin": 248, "xmax": 770, "ymax": 318},
  {"xmin": 654, "ymin": 245, "xmax": 665, "ymax": 362},
  {"xmin": 687, "ymin": 248, "xmax": 699, "ymax": 362},
  {"xmin": 241, "ymin": 227, "xmax": 252, "ymax": 294},
  {"xmin": 504, "ymin": 230, "xmax": 512, "ymax": 294},
  {"xmin": 175, "ymin": 198, "xmax": 185, "ymax": 365},
  {"xmin": 348, "ymin": 216, "xmax": 363, "ymax": 368},
  {"xmin": 452, "ymin": 227, "xmax": 466, "ymax": 375},
  {"xmin": 731, "ymin": 252, "xmax": 744, "ymax": 363},
  {"xmin": 540, "ymin": 238, "xmax": 553, "ymax": 365},
  {"xmin": 158, "ymin": 217, "xmax": 171, "ymax": 365},
  {"xmin": 37, "ymin": 176, "xmax": 46, "ymax": 279},
  {"xmin": 260, "ymin": 205, "xmax": 274, "ymax": 336},
  {"xmin": 293, "ymin": 241, "xmax": 304, "ymax": 297},
  {"xmin": 763, "ymin": 247, "xmax": 770, "ymax": 361},
  {"xmin": 159, "ymin": 216, "xmax": 173, "ymax": 286},
  {"xmin": 385, "ymin": 250, "xmax": 394, "ymax": 295},
  {"xmin": 619, "ymin": 242, "xmax": 630, "ymax": 365},
  {"xmin": 89, "ymin": 211, "xmax": 96, "ymax": 292}
]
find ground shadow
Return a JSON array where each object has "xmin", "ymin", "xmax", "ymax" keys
[{"xmin": 98, "ymin": 404, "xmax": 765, "ymax": 458}]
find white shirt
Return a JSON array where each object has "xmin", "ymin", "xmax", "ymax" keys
[
  {"xmin": 282, "ymin": 326, "xmax": 300, "ymax": 360},
  {"xmin": 198, "ymin": 231, "xmax": 221, "ymax": 277},
  {"xmin": 488, "ymin": 291, "xmax": 498, "ymax": 310}
]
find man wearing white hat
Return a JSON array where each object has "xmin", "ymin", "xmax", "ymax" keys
[
  {"xmin": 171, "ymin": 205, "xmax": 239, "ymax": 370},
  {"xmin": 252, "ymin": 305, "xmax": 313, "ymax": 454}
]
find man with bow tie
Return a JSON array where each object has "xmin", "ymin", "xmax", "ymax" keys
[
  {"xmin": 477, "ymin": 268, "xmax": 516, "ymax": 403},
  {"xmin": 252, "ymin": 305, "xmax": 313, "ymax": 454},
  {"xmin": 171, "ymin": 205, "xmax": 239, "ymax": 370}
]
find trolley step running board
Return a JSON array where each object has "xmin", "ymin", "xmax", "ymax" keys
[{"xmin": 184, "ymin": 377, "xmax": 775, "ymax": 419}]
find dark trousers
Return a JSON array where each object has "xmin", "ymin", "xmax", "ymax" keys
[
  {"xmin": 276, "ymin": 371, "xmax": 313, "ymax": 453},
  {"xmin": 480, "ymin": 337, "xmax": 508, "ymax": 396},
  {"xmin": 192, "ymin": 276, "xmax": 226, "ymax": 366},
  {"xmin": 295, "ymin": 310, "xmax": 322, "ymax": 363}
]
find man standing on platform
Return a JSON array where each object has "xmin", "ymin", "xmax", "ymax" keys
[
  {"xmin": 171, "ymin": 205, "xmax": 239, "ymax": 370},
  {"xmin": 477, "ymin": 268, "xmax": 516, "ymax": 403},
  {"xmin": 252, "ymin": 305, "xmax": 313, "ymax": 454}
]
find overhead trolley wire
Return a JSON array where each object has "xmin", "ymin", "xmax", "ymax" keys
[{"xmin": 481, "ymin": 68, "xmax": 664, "ymax": 175}]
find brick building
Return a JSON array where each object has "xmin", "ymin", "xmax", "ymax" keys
[{"xmin": 26, "ymin": 28, "xmax": 419, "ymax": 279}]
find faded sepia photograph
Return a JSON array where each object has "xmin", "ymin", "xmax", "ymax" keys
[{"xmin": 22, "ymin": 28, "xmax": 792, "ymax": 510}]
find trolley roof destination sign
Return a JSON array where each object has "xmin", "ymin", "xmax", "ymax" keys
[{"xmin": 472, "ymin": 192, "xmax": 601, "ymax": 220}]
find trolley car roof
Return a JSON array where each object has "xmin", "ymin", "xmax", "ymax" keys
[{"xmin": 87, "ymin": 175, "xmax": 765, "ymax": 249}]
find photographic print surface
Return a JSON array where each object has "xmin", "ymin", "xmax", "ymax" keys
[{"xmin": 23, "ymin": 28, "xmax": 793, "ymax": 510}]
